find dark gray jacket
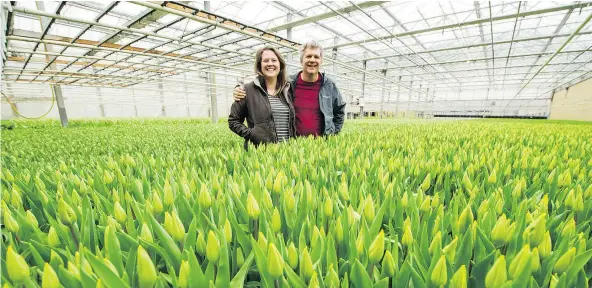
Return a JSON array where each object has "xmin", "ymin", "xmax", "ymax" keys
[
  {"xmin": 289, "ymin": 72, "xmax": 346, "ymax": 135},
  {"xmin": 228, "ymin": 76, "xmax": 296, "ymax": 149}
]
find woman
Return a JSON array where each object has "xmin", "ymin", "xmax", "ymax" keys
[{"xmin": 228, "ymin": 46, "xmax": 296, "ymax": 150}]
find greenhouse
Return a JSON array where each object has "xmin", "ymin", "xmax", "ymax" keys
[{"xmin": 1, "ymin": 1, "xmax": 591, "ymax": 287}]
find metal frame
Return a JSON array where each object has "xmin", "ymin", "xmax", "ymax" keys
[{"xmin": 2, "ymin": 0, "xmax": 592, "ymax": 117}]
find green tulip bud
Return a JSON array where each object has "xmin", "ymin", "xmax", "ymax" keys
[
  {"xmin": 257, "ymin": 232, "xmax": 268, "ymax": 252},
  {"xmin": 58, "ymin": 198, "xmax": 77, "ymax": 225},
  {"xmin": 584, "ymin": 184, "xmax": 592, "ymax": 199},
  {"xmin": 271, "ymin": 208, "xmax": 282, "ymax": 234},
  {"xmin": 443, "ymin": 236, "xmax": 458, "ymax": 262},
  {"xmin": 525, "ymin": 213, "xmax": 546, "ymax": 246},
  {"xmin": 140, "ymin": 223, "xmax": 153, "ymax": 243},
  {"xmin": 429, "ymin": 231, "xmax": 442, "ymax": 255},
  {"xmin": 300, "ymin": 248, "xmax": 314, "ymax": 281},
  {"xmin": 137, "ymin": 245, "xmax": 158, "ymax": 288},
  {"xmin": 487, "ymin": 169, "xmax": 497, "ymax": 184},
  {"xmin": 114, "ymin": 201, "xmax": 127, "ymax": 224},
  {"xmin": 25, "ymin": 210, "xmax": 38, "ymax": 228},
  {"xmin": 363, "ymin": 195, "xmax": 375, "ymax": 222},
  {"xmin": 382, "ymin": 250, "xmax": 396, "ymax": 277},
  {"xmin": 549, "ymin": 274, "xmax": 559, "ymax": 288},
  {"xmin": 224, "ymin": 219, "xmax": 232, "ymax": 243},
  {"xmin": 431, "ymin": 255, "xmax": 448, "ymax": 287},
  {"xmin": 560, "ymin": 218, "xmax": 576, "ymax": 239},
  {"xmin": 272, "ymin": 172, "xmax": 284, "ymax": 195},
  {"xmin": 199, "ymin": 183, "xmax": 212, "ymax": 210},
  {"xmin": 42, "ymin": 263, "xmax": 60, "ymax": 288},
  {"xmin": 325, "ymin": 264, "xmax": 339, "ymax": 287},
  {"xmin": 48, "ymin": 226, "xmax": 60, "ymax": 247},
  {"xmin": 265, "ymin": 173, "xmax": 273, "ymax": 191},
  {"xmin": 287, "ymin": 243, "xmax": 298, "ymax": 270},
  {"xmin": 538, "ymin": 231, "xmax": 552, "ymax": 259},
  {"xmin": 420, "ymin": 196, "xmax": 431, "ymax": 214},
  {"xmin": 457, "ymin": 204, "xmax": 473, "ymax": 233},
  {"xmin": 553, "ymin": 247, "xmax": 575, "ymax": 274},
  {"xmin": 206, "ymin": 230, "xmax": 220, "ymax": 264},
  {"xmin": 509, "ymin": 245, "xmax": 531, "ymax": 280},
  {"xmin": 3, "ymin": 208, "xmax": 19, "ymax": 233},
  {"xmin": 402, "ymin": 218, "xmax": 413, "ymax": 247},
  {"xmin": 178, "ymin": 260, "xmax": 190, "ymax": 288},
  {"xmin": 246, "ymin": 192, "xmax": 260, "ymax": 220},
  {"xmin": 103, "ymin": 170, "xmax": 113, "ymax": 184},
  {"xmin": 420, "ymin": 173, "xmax": 431, "ymax": 192},
  {"xmin": 6, "ymin": 246, "xmax": 29, "ymax": 282},
  {"xmin": 236, "ymin": 247, "xmax": 245, "ymax": 267},
  {"xmin": 401, "ymin": 192, "xmax": 409, "ymax": 209},
  {"xmin": 531, "ymin": 247, "xmax": 540, "ymax": 272},
  {"xmin": 197, "ymin": 232, "xmax": 207, "ymax": 256},
  {"xmin": 491, "ymin": 214, "xmax": 509, "ymax": 247},
  {"xmin": 324, "ymin": 197, "xmax": 333, "ymax": 218},
  {"xmin": 368, "ymin": 230, "xmax": 385, "ymax": 264},
  {"xmin": 356, "ymin": 228, "xmax": 365, "ymax": 255},
  {"xmin": 485, "ymin": 255, "xmax": 507, "ymax": 288},
  {"xmin": 152, "ymin": 192, "xmax": 163, "ymax": 214},
  {"xmin": 164, "ymin": 211, "xmax": 185, "ymax": 242},
  {"xmin": 267, "ymin": 243, "xmax": 284, "ymax": 279},
  {"xmin": 451, "ymin": 265, "xmax": 467, "ymax": 288},
  {"xmin": 163, "ymin": 180, "xmax": 174, "ymax": 208}
]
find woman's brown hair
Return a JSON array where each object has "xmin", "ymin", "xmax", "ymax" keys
[{"xmin": 254, "ymin": 46, "xmax": 288, "ymax": 92}]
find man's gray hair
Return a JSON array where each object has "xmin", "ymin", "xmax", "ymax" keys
[{"xmin": 299, "ymin": 40, "xmax": 324, "ymax": 62}]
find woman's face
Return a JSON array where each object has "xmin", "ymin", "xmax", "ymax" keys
[{"xmin": 260, "ymin": 50, "xmax": 280, "ymax": 79}]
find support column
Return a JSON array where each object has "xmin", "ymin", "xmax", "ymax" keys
[
  {"xmin": 132, "ymin": 87, "xmax": 138, "ymax": 117},
  {"xmin": 380, "ymin": 62, "xmax": 387, "ymax": 119},
  {"xmin": 184, "ymin": 73, "xmax": 190, "ymax": 117},
  {"xmin": 93, "ymin": 67, "xmax": 105, "ymax": 117},
  {"xmin": 36, "ymin": 2, "xmax": 67, "ymax": 127},
  {"xmin": 408, "ymin": 80, "xmax": 413, "ymax": 116},
  {"xmin": 332, "ymin": 37, "xmax": 338, "ymax": 74},
  {"xmin": 205, "ymin": 1, "xmax": 218, "ymax": 123},
  {"xmin": 360, "ymin": 59, "xmax": 366, "ymax": 119},
  {"xmin": 158, "ymin": 81, "xmax": 166, "ymax": 117},
  {"xmin": 286, "ymin": 13, "xmax": 293, "ymax": 73},
  {"xmin": 4, "ymin": 83, "xmax": 20, "ymax": 119},
  {"xmin": 396, "ymin": 76, "xmax": 401, "ymax": 117}
]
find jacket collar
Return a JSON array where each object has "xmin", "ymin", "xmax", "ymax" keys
[
  {"xmin": 291, "ymin": 71, "xmax": 326, "ymax": 85},
  {"xmin": 255, "ymin": 75, "xmax": 290, "ymax": 97}
]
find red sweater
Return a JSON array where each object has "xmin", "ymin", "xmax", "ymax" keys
[{"xmin": 294, "ymin": 74, "xmax": 323, "ymax": 136}]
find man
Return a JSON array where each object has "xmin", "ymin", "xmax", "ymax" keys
[{"xmin": 233, "ymin": 41, "xmax": 346, "ymax": 137}]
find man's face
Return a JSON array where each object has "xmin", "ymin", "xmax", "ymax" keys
[{"xmin": 301, "ymin": 47, "xmax": 322, "ymax": 76}]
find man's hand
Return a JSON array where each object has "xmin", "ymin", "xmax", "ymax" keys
[{"xmin": 233, "ymin": 85, "xmax": 246, "ymax": 101}]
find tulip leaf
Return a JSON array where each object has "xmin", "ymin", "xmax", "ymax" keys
[
  {"xmin": 215, "ymin": 229, "xmax": 231, "ymax": 288},
  {"xmin": 145, "ymin": 211, "xmax": 181, "ymax": 270},
  {"xmin": 470, "ymin": 249, "xmax": 496, "ymax": 288},
  {"xmin": 350, "ymin": 259, "xmax": 372, "ymax": 288},
  {"xmin": 229, "ymin": 251, "xmax": 254, "ymax": 287},
  {"xmin": 85, "ymin": 250, "xmax": 130, "ymax": 288},
  {"xmin": 454, "ymin": 226, "xmax": 473, "ymax": 270},
  {"xmin": 58, "ymin": 266, "xmax": 83, "ymax": 288},
  {"xmin": 284, "ymin": 265, "xmax": 307, "ymax": 288},
  {"xmin": 565, "ymin": 248, "xmax": 592, "ymax": 286},
  {"xmin": 187, "ymin": 248, "xmax": 207, "ymax": 288},
  {"xmin": 373, "ymin": 277, "xmax": 389, "ymax": 288}
]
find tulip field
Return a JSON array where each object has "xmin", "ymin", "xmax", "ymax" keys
[{"xmin": 1, "ymin": 119, "xmax": 591, "ymax": 288}]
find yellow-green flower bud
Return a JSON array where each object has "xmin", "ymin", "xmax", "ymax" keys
[
  {"xmin": 485, "ymin": 255, "xmax": 507, "ymax": 288},
  {"xmin": 25, "ymin": 210, "xmax": 38, "ymax": 227},
  {"xmin": 140, "ymin": 223, "xmax": 153, "ymax": 243},
  {"xmin": 525, "ymin": 213, "xmax": 546, "ymax": 247},
  {"xmin": 137, "ymin": 245, "xmax": 158, "ymax": 288},
  {"xmin": 429, "ymin": 231, "xmax": 442, "ymax": 255},
  {"xmin": 443, "ymin": 236, "xmax": 458, "ymax": 262},
  {"xmin": 114, "ymin": 201, "xmax": 127, "ymax": 224},
  {"xmin": 152, "ymin": 192, "xmax": 163, "ymax": 214},
  {"xmin": 178, "ymin": 260, "xmax": 190, "ymax": 288},
  {"xmin": 163, "ymin": 181, "xmax": 174, "ymax": 208},
  {"xmin": 10, "ymin": 189, "xmax": 22, "ymax": 210},
  {"xmin": 457, "ymin": 205, "xmax": 473, "ymax": 233},
  {"xmin": 58, "ymin": 198, "xmax": 77, "ymax": 225},
  {"xmin": 271, "ymin": 208, "xmax": 281, "ymax": 234},
  {"xmin": 206, "ymin": 230, "xmax": 220, "ymax": 264},
  {"xmin": 311, "ymin": 227, "xmax": 321, "ymax": 250},
  {"xmin": 431, "ymin": 255, "xmax": 448, "ymax": 287},
  {"xmin": 285, "ymin": 188, "xmax": 296, "ymax": 211},
  {"xmin": 265, "ymin": 173, "xmax": 273, "ymax": 191},
  {"xmin": 236, "ymin": 247, "xmax": 245, "ymax": 267},
  {"xmin": 199, "ymin": 183, "xmax": 212, "ymax": 209},
  {"xmin": 324, "ymin": 197, "xmax": 333, "ymax": 218},
  {"xmin": 309, "ymin": 272, "xmax": 320, "ymax": 288},
  {"xmin": 223, "ymin": 219, "xmax": 232, "ymax": 244},
  {"xmin": 491, "ymin": 214, "xmax": 509, "ymax": 247},
  {"xmin": 382, "ymin": 250, "xmax": 396, "ymax": 277},
  {"xmin": 420, "ymin": 196, "xmax": 431, "ymax": 214},
  {"xmin": 356, "ymin": 229, "xmax": 365, "ymax": 255},
  {"xmin": 509, "ymin": 245, "xmax": 531, "ymax": 280},
  {"xmin": 48, "ymin": 226, "xmax": 60, "ymax": 247},
  {"xmin": 550, "ymin": 274, "xmax": 559, "ymax": 288},
  {"xmin": 287, "ymin": 243, "xmax": 298, "ymax": 270},
  {"xmin": 300, "ymin": 248, "xmax": 314, "ymax": 281},
  {"xmin": 103, "ymin": 170, "xmax": 114, "ymax": 184},
  {"xmin": 585, "ymin": 184, "xmax": 592, "ymax": 199},
  {"xmin": 538, "ymin": 231, "xmax": 552, "ymax": 259},
  {"xmin": 368, "ymin": 230, "xmax": 385, "ymax": 264},
  {"xmin": 246, "ymin": 192, "xmax": 260, "ymax": 220},
  {"xmin": 164, "ymin": 211, "xmax": 185, "ymax": 242},
  {"xmin": 402, "ymin": 219, "xmax": 413, "ymax": 247},
  {"xmin": 451, "ymin": 265, "xmax": 467, "ymax": 288},
  {"xmin": 401, "ymin": 192, "xmax": 409, "ymax": 209},
  {"xmin": 3, "ymin": 208, "xmax": 19, "ymax": 233},
  {"xmin": 257, "ymin": 232, "xmax": 268, "ymax": 252},
  {"xmin": 560, "ymin": 218, "xmax": 576, "ymax": 239},
  {"xmin": 553, "ymin": 247, "xmax": 575, "ymax": 274},
  {"xmin": 488, "ymin": 169, "xmax": 497, "ymax": 184},
  {"xmin": 267, "ymin": 243, "xmax": 284, "ymax": 279},
  {"xmin": 420, "ymin": 173, "xmax": 431, "ymax": 192},
  {"xmin": 42, "ymin": 263, "xmax": 60, "ymax": 288},
  {"xmin": 325, "ymin": 264, "xmax": 339, "ymax": 287},
  {"xmin": 272, "ymin": 172, "xmax": 283, "ymax": 195},
  {"xmin": 197, "ymin": 232, "xmax": 207, "ymax": 256},
  {"xmin": 531, "ymin": 247, "xmax": 540, "ymax": 272},
  {"xmin": 6, "ymin": 245, "xmax": 29, "ymax": 282},
  {"xmin": 67, "ymin": 261, "xmax": 80, "ymax": 280},
  {"xmin": 335, "ymin": 217, "xmax": 344, "ymax": 244},
  {"xmin": 363, "ymin": 195, "xmax": 375, "ymax": 222}
]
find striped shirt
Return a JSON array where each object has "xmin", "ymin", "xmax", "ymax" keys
[{"xmin": 268, "ymin": 95, "xmax": 290, "ymax": 142}]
